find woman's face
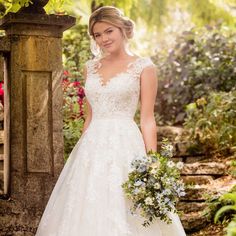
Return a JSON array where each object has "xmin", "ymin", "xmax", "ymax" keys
[{"xmin": 92, "ymin": 21, "xmax": 125, "ymax": 54}]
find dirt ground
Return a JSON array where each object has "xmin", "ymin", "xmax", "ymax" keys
[{"xmin": 186, "ymin": 223, "xmax": 225, "ymax": 236}]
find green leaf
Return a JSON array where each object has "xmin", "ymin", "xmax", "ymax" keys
[
  {"xmin": 214, "ymin": 205, "xmax": 236, "ymax": 223},
  {"xmin": 220, "ymin": 193, "xmax": 236, "ymax": 204}
]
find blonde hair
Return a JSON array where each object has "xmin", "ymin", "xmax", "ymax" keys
[{"xmin": 88, "ymin": 6, "xmax": 135, "ymax": 40}]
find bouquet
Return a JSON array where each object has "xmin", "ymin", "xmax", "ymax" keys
[{"xmin": 121, "ymin": 138, "xmax": 186, "ymax": 227}]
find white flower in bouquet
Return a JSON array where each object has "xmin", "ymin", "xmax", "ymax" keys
[
  {"xmin": 176, "ymin": 161, "xmax": 184, "ymax": 169},
  {"xmin": 167, "ymin": 160, "xmax": 175, "ymax": 168},
  {"xmin": 145, "ymin": 197, "xmax": 154, "ymax": 205},
  {"xmin": 122, "ymin": 138, "xmax": 186, "ymax": 227},
  {"xmin": 154, "ymin": 182, "xmax": 161, "ymax": 190}
]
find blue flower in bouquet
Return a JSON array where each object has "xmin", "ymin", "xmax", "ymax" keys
[
  {"xmin": 160, "ymin": 140, "xmax": 174, "ymax": 158},
  {"xmin": 121, "ymin": 138, "xmax": 186, "ymax": 227},
  {"xmin": 137, "ymin": 164, "xmax": 147, "ymax": 173},
  {"xmin": 134, "ymin": 180, "xmax": 144, "ymax": 187}
]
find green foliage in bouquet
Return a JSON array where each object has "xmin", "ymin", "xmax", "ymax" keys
[
  {"xmin": 153, "ymin": 24, "xmax": 236, "ymax": 125},
  {"xmin": 184, "ymin": 90, "xmax": 236, "ymax": 155},
  {"xmin": 122, "ymin": 138, "xmax": 185, "ymax": 227}
]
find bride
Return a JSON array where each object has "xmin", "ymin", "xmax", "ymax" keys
[{"xmin": 35, "ymin": 6, "xmax": 186, "ymax": 236}]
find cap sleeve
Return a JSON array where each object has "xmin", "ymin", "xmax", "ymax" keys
[{"xmin": 128, "ymin": 57, "xmax": 156, "ymax": 79}]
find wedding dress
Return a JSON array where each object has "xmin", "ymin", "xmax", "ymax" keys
[{"xmin": 35, "ymin": 57, "xmax": 186, "ymax": 236}]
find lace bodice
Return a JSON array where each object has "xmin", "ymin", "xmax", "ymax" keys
[{"xmin": 84, "ymin": 57, "xmax": 155, "ymax": 120}]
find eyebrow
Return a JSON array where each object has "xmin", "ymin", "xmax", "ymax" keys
[{"xmin": 93, "ymin": 27, "xmax": 114, "ymax": 35}]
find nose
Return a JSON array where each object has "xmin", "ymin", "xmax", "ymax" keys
[{"xmin": 101, "ymin": 34, "xmax": 109, "ymax": 42}]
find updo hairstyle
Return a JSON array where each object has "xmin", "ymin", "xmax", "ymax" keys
[{"xmin": 88, "ymin": 6, "xmax": 135, "ymax": 40}]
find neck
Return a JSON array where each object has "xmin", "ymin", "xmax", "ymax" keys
[{"xmin": 104, "ymin": 47, "xmax": 135, "ymax": 61}]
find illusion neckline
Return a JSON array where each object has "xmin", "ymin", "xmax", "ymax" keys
[{"xmin": 95, "ymin": 56, "xmax": 144, "ymax": 87}]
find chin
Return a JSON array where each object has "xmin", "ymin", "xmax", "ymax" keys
[{"xmin": 106, "ymin": 47, "xmax": 119, "ymax": 54}]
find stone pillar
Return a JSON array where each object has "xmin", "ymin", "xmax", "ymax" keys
[{"xmin": 0, "ymin": 13, "xmax": 75, "ymax": 235}]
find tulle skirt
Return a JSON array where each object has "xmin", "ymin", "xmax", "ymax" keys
[{"xmin": 36, "ymin": 117, "xmax": 186, "ymax": 236}]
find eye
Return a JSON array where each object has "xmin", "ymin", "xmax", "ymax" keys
[
  {"xmin": 94, "ymin": 34, "xmax": 100, "ymax": 38},
  {"xmin": 107, "ymin": 30, "xmax": 113, "ymax": 34}
]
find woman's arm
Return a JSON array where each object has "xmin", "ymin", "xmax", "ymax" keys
[
  {"xmin": 140, "ymin": 65, "xmax": 158, "ymax": 153},
  {"xmin": 81, "ymin": 65, "xmax": 92, "ymax": 134}
]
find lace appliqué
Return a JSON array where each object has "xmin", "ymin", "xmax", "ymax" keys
[
  {"xmin": 86, "ymin": 57, "xmax": 155, "ymax": 83},
  {"xmin": 84, "ymin": 57, "xmax": 155, "ymax": 120}
]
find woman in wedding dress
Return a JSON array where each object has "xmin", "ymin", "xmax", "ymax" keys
[{"xmin": 35, "ymin": 6, "xmax": 186, "ymax": 236}]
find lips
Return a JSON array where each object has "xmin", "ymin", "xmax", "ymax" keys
[{"xmin": 103, "ymin": 43, "xmax": 112, "ymax": 48}]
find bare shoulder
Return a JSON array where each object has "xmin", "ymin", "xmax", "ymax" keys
[
  {"xmin": 142, "ymin": 66, "xmax": 157, "ymax": 77},
  {"xmin": 140, "ymin": 57, "xmax": 157, "ymax": 80}
]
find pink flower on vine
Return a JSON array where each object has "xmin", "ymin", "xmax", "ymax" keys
[
  {"xmin": 73, "ymin": 81, "xmax": 81, "ymax": 87},
  {"xmin": 78, "ymin": 87, "xmax": 85, "ymax": 98},
  {"xmin": 63, "ymin": 70, "xmax": 70, "ymax": 77}
]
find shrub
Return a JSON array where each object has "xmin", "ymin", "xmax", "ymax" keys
[
  {"xmin": 153, "ymin": 24, "xmax": 236, "ymax": 125},
  {"xmin": 62, "ymin": 24, "xmax": 91, "ymax": 81},
  {"xmin": 62, "ymin": 23, "xmax": 91, "ymax": 160},
  {"xmin": 183, "ymin": 90, "xmax": 236, "ymax": 155},
  {"xmin": 62, "ymin": 72, "xmax": 86, "ymax": 160}
]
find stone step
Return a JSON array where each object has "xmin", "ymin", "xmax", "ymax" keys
[
  {"xmin": 157, "ymin": 141, "xmax": 203, "ymax": 157},
  {"xmin": 180, "ymin": 210, "xmax": 210, "ymax": 232},
  {"xmin": 181, "ymin": 175, "xmax": 214, "ymax": 185},
  {"xmin": 174, "ymin": 141, "xmax": 203, "ymax": 156},
  {"xmin": 182, "ymin": 156, "xmax": 208, "ymax": 163},
  {"xmin": 171, "ymin": 155, "xmax": 210, "ymax": 164},
  {"xmin": 181, "ymin": 176, "xmax": 236, "ymax": 201},
  {"xmin": 181, "ymin": 186, "xmax": 213, "ymax": 201},
  {"xmin": 177, "ymin": 201, "xmax": 208, "ymax": 213},
  {"xmin": 157, "ymin": 126, "xmax": 184, "ymax": 141},
  {"xmin": 181, "ymin": 162, "xmax": 228, "ymax": 175}
]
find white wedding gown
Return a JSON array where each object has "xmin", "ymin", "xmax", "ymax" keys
[{"xmin": 36, "ymin": 57, "xmax": 186, "ymax": 236}]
